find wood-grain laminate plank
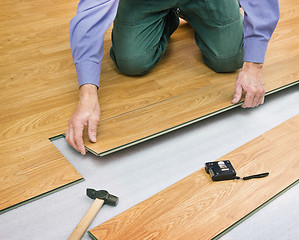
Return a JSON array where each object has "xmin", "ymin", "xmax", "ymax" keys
[
  {"xmin": 84, "ymin": 0, "xmax": 299, "ymax": 155},
  {"xmin": 89, "ymin": 114, "xmax": 299, "ymax": 240},
  {"xmin": 0, "ymin": 139, "xmax": 83, "ymax": 213},
  {"xmin": 85, "ymin": 56, "xmax": 299, "ymax": 155}
]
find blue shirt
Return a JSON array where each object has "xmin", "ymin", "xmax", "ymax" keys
[{"xmin": 70, "ymin": 0, "xmax": 280, "ymax": 88}]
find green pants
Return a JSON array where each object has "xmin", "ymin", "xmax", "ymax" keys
[{"xmin": 110, "ymin": 0, "xmax": 243, "ymax": 75}]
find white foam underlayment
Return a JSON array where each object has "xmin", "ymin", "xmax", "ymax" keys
[{"xmin": 0, "ymin": 86, "xmax": 298, "ymax": 240}]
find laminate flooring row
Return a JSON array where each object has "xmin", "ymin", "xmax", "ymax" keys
[
  {"xmin": 83, "ymin": 0, "xmax": 299, "ymax": 155},
  {"xmin": 89, "ymin": 114, "xmax": 299, "ymax": 240},
  {"xmin": 0, "ymin": 0, "xmax": 298, "ymax": 214}
]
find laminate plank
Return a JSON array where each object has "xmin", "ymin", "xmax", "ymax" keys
[
  {"xmin": 89, "ymin": 114, "xmax": 299, "ymax": 240},
  {"xmin": 84, "ymin": 0, "xmax": 299, "ymax": 155},
  {"xmin": 0, "ymin": 138, "xmax": 83, "ymax": 213},
  {"xmin": 85, "ymin": 56, "xmax": 299, "ymax": 155}
]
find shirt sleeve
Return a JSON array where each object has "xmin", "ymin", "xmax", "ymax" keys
[
  {"xmin": 70, "ymin": 0, "xmax": 119, "ymax": 88},
  {"xmin": 239, "ymin": 0, "xmax": 280, "ymax": 63}
]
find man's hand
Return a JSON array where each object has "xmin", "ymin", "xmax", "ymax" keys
[
  {"xmin": 65, "ymin": 84, "xmax": 100, "ymax": 155},
  {"xmin": 232, "ymin": 62, "xmax": 265, "ymax": 108}
]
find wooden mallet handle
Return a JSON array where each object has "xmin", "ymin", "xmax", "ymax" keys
[{"xmin": 68, "ymin": 198, "xmax": 104, "ymax": 240}]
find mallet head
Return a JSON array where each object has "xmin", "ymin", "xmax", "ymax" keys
[{"xmin": 86, "ymin": 189, "xmax": 119, "ymax": 206}]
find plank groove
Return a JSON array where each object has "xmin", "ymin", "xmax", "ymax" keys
[{"xmin": 89, "ymin": 114, "xmax": 299, "ymax": 240}]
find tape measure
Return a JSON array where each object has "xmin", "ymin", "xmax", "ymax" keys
[{"xmin": 205, "ymin": 160, "xmax": 269, "ymax": 181}]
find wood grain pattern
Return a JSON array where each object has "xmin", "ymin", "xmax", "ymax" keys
[
  {"xmin": 89, "ymin": 114, "xmax": 299, "ymax": 240},
  {"xmin": 84, "ymin": 0, "xmax": 299, "ymax": 155},
  {"xmin": 0, "ymin": 0, "xmax": 298, "ymax": 212},
  {"xmin": 0, "ymin": 0, "xmax": 82, "ymax": 213}
]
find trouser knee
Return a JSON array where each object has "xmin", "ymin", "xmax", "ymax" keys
[
  {"xmin": 203, "ymin": 49, "xmax": 244, "ymax": 73},
  {"xmin": 110, "ymin": 7, "xmax": 179, "ymax": 76},
  {"xmin": 110, "ymin": 48, "xmax": 154, "ymax": 76}
]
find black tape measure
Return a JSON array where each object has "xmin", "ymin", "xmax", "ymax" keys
[{"xmin": 205, "ymin": 160, "xmax": 269, "ymax": 181}]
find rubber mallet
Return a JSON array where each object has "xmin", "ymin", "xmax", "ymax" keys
[{"xmin": 68, "ymin": 189, "xmax": 119, "ymax": 240}]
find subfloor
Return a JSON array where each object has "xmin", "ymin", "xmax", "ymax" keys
[{"xmin": 0, "ymin": 86, "xmax": 298, "ymax": 239}]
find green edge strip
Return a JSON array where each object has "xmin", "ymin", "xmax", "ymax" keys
[
  {"xmin": 87, "ymin": 231, "xmax": 98, "ymax": 240},
  {"xmin": 49, "ymin": 133, "xmax": 65, "ymax": 142},
  {"xmin": 212, "ymin": 179, "xmax": 299, "ymax": 239},
  {"xmin": 0, "ymin": 177, "xmax": 84, "ymax": 215},
  {"xmin": 49, "ymin": 80, "xmax": 299, "ymax": 157},
  {"xmin": 85, "ymin": 146, "xmax": 100, "ymax": 156}
]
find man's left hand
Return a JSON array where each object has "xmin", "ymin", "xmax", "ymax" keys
[{"xmin": 232, "ymin": 61, "xmax": 265, "ymax": 108}]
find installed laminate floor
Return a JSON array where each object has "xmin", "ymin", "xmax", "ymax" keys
[
  {"xmin": 0, "ymin": 0, "xmax": 83, "ymax": 213},
  {"xmin": 89, "ymin": 114, "xmax": 299, "ymax": 240}
]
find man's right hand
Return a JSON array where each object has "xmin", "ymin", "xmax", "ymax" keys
[{"xmin": 65, "ymin": 84, "xmax": 100, "ymax": 155}]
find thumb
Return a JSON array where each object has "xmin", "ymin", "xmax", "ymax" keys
[
  {"xmin": 232, "ymin": 83, "xmax": 243, "ymax": 104},
  {"xmin": 88, "ymin": 119, "xmax": 98, "ymax": 143}
]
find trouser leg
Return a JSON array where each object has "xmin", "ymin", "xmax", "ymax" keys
[
  {"xmin": 179, "ymin": 0, "xmax": 244, "ymax": 72},
  {"xmin": 110, "ymin": 0, "xmax": 179, "ymax": 76}
]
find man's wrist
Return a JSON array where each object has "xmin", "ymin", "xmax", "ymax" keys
[
  {"xmin": 79, "ymin": 84, "xmax": 98, "ymax": 100},
  {"xmin": 242, "ymin": 62, "xmax": 263, "ymax": 72}
]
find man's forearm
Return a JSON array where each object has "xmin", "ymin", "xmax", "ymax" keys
[
  {"xmin": 70, "ymin": 0, "xmax": 119, "ymax": 88},
  {"xmin": 239, "ymin": 0, "xmax": 280, "ymax": 63}
]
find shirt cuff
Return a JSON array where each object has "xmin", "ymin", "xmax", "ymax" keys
[
  {"xmin": 75, "ymin": 61, "xmax": 101, "ymax": 88},
  {"xmin": 243, "ymin": 39, "xmax": 269, "ymax": 63}
]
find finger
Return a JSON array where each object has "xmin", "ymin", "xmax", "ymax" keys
[
  {"xmin": 65, "ymin": 129, "xmax": 69, "ymax": 142},
  {"xmin": 232, "ymin": 83, "xmax": 243, "ymax": 104},
  {"xmin": 242, "ymin": 92, "xmax": 254, "ymax": 108},
  {"xmin": 73, "ymin": 123, "xmax": 86, "ymax": 155},
  {"xmin": 261, "ymin": 95, "xmax": 265, "ymax": 104},
  {"xmin": 259, "ymin": 88, "xmax": 266, "ymax": 105},
  {"xmin": 65, "ymin": 120, "xmax": 72, "ymax": 145},
  {"xmin": 254, "ymin": 88, "xmax": 265, "ymax": 107},
  {"xmin": 252, "ymin": 94, "xmax": 261, "ymax": 107},
  {"xmin": 256, "ymin": 93, "xmax": 265, "ymax": 107},
  {"xmin": 68, "ymin": 125, "xmax": 79, "ymax": 152},
  {"xmin": 256, "ymin": 97, "xmax": 263, "ymax": 107},
  {"xmin": 88, "ymin": 119, "xmax": 98, "ymax": 143}
]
